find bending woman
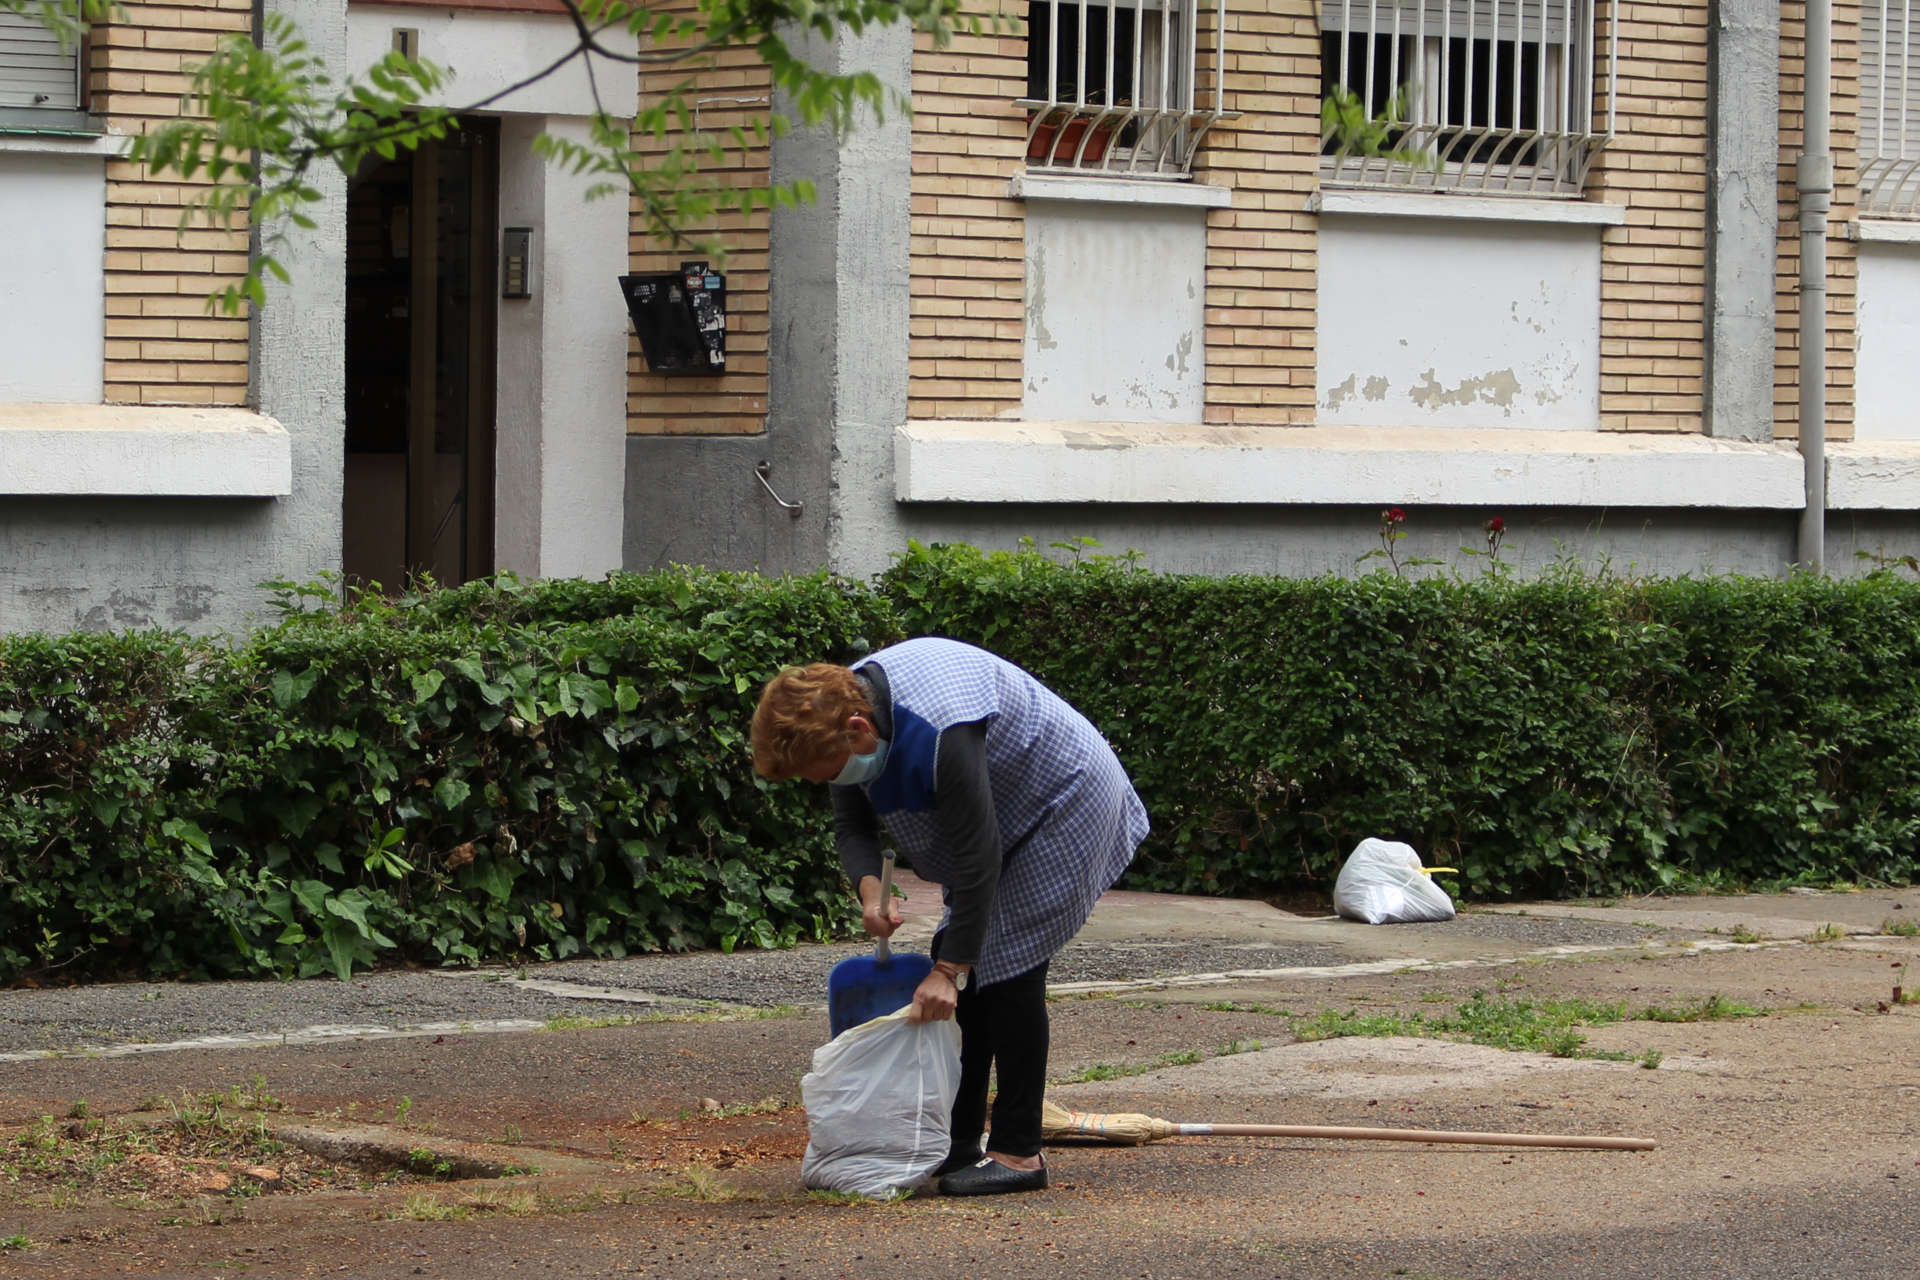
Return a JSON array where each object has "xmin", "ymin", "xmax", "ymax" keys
[{"xmin": 751, "ymin": 636, "xmax": 1148, "ymax": 1196}]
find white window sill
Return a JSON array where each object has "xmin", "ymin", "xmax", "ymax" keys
[
  {"xmin": 895, "ymin": 421, "xmax": 1806, "ymax": 509},
  {"xmin": 0, "ymin": 404, "xmax": 291, "ymax": 497},
  {"xmin": 1848, "ymin": 219, "xmax": 1920, "ymax": 244},
  {"xmin": 0, "ymin": 130, "xmax": 127, "ymax": 158},
  {"xmin": 1009, "ymin": 173, "xmax": 1233, "ymax": 209},
  {"xmin": 1311, "ymin": 189, "xmax": 1628, "ymax": 226},
  {"xmin": 1828, "ymin": 440, "xmax": 1920, "ymax": 509}
]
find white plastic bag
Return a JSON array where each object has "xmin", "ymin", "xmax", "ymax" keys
[
  {"xmin": 1333, "ymin": 837, "xmax": 1457, "ymax": 924},
  {"xmin": 800, "ymin": 1007, "xmax": 962, "ymax": 1198}
]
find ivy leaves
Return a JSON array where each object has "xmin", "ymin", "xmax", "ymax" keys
[
  {"xmin": 879, "ymin": 542, "xmax": 1920, "ymax": 903},
  {"xmin": 0, "ymin": 567, "xmax": 899, "ymax": 983}
]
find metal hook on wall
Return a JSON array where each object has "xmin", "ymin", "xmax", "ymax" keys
[{"xmin": 754, "ymin": 461, "xmax": 804, "ymax": 517}]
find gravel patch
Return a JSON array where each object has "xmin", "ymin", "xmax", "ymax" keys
[
  {"xmin": 1434, "ymin": 909, "xmax": 1688, "ymax": 948},
  {"xmin": 0, "ymin": 910, "xmax": 1700, "ymax": 1056}
]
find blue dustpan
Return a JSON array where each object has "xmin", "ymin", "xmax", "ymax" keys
[{"xmin": 827, "ymin": 853, "xmax": 934, "ymax": 1036}]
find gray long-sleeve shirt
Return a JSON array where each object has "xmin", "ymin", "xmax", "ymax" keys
[{"xmin": 829, "ymin": 664, "xmax": 999, "ymax": 966}]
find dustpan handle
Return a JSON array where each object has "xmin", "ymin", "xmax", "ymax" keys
[{"xmin": 875, "ymin": 852, "xmax": 895, "ymax": 962}]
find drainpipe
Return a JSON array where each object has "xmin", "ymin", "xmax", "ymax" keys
[{"xmin": 1797, "ymin": 0, "xmax": 1833, "ymax": 572}]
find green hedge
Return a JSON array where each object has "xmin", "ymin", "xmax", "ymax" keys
[
  {"xmin": 880, "ymin": 541, "xmax": 1920, "ymax": 900},
  {"xmin": 0, "ymin": 570, "xmax": 900, "ymax": 983},
  {"xmin": 7, "ymin": 548, "xmax": 1919, "ymax": 984}
]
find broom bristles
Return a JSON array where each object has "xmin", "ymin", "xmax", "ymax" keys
[{"xmin": 1040, "ymin": 1098, "xmax": 1177, "ymax": 1145}]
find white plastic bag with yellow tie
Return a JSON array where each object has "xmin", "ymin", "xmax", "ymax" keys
[
  {"xmin": 1333, "ymin": 838, "xmax": 1458, "ymax": 924},
  {"xmin": 800, "ymin": 1007, "xmax": 961, "ymax": 1198}
]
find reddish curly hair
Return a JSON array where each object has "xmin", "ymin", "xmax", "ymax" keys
[{"xmin": 750, "ymin": 663, "xmax": 874, "ymax": 779}]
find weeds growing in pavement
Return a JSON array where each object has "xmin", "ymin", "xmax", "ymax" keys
[
  {"xmin": 655, "ymin": 1166, "xmax": 756, "ymax": 1202},
  {"xmin": 1287, "ymin": 990, "xmax": 1767, "ymax": 1061}
]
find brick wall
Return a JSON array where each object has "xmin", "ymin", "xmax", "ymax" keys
[
  {"xmin": 1193, "ymin": 0, "xmax": 1320, "ymax": 426},
  {"xmin": 1588, "ymin": 0, "xmax": 1711, "ymax": 434},
  {"xmin": 905, "ymin": 0, "xmax": 1323, "ymax": 426},
  {"xmin": 93, "ymin": 0, "xmax": 253, "ymax": 407},
  {"xmin": 1775, "ymin": 0, "xmax": 1861, "ymax": 442},
  {"xmin": 908, "ymin": 11, "xmax": 1028, "ymax": 420},
  {"xmin": 901, "ymin": 0, "xmax": 1854, "ymax": 441},
  {"xmin": 625, "ymin": 35, "xmax": 772, "ymax": 436}
]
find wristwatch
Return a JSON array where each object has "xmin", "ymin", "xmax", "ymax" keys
[{"xmin": 934, "ymin": 960, "xmax": 970, "ymax": 990}]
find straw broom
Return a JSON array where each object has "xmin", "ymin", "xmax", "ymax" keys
[{"xmin": 1041, "ymin": 1099, "xmax": 1656, "ymax": 1152}]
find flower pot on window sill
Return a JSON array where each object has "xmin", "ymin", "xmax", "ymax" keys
[{"xmin": 1027, "ymin": 113, "xmax": 1117, "ymax": 163}]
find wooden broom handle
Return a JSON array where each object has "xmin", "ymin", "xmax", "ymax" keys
[{"xmin": 1180, "ymin": 1122, "xmax": 1655, "ymax": 1151}]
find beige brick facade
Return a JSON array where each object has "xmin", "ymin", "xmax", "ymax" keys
[
  {"xmin": 1193, "ymin": 0, "xmax": 1320, "ymax": 426},
  {"xmin": 906, "ymin": 0, "xmax": 1323, "ymax": 426},
  {"xmin": 1590, "ymin": 0, "xmax": 1712, "ymax": 433},
  {"xmin": 92, "ymin": 0, "xmax": 253, "ymax": 407},
  {"xmin": 1775, "ymin": 0, "xmax": 1861, "ymax": 442},
  {"xmin": 908, "ymin": 17, "xmax": 1028, "ymax": 420},
  {"xmin": 625, "ymin": 31, "xmax": 772, "ymax": 436},
  {"xmin": 649, "ymin": 0, "xmax": 1874, "ymax": 444},
  {"xmin": 67, "ymin": 0, "xmax": 1883, "ymax": 441}
]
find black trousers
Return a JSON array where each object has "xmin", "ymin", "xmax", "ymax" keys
[{"xmin": 949, "ymin": 960, "xmax": 1051, "ymax": 1159}]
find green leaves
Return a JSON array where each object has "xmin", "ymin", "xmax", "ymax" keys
[
  {"xmin": 876, "ymin": 542, "xmax": 1920, "ymax": 904},
  {"xmin": 10, "ymin": 0, "xmax": 974, "ymax": 308},
  {"xmin": 9, "ymin": 552, "xmax": 1916, "ymax": 986},
  {"xmin": 0, "ymin": 566, "xmax": 897, "ymax": 983},
  {"xmin": 1321, "ymin": 84, "xmax": 1435, "ymax": 168}
]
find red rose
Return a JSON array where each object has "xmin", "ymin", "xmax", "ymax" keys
[
  {"xmin": 1485, "ymin": 517, "xmax": 1506, "ymax": 533},
  {"xmin": 1383, "ymin": 507, "xmax": 1406, "ymax": 524}
]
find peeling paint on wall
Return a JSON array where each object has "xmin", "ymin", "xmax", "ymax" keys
[
  {"xmin": 1316, "ymin": 219, "xmax": 1602, "ymax": 430},
  {"xmin": 1166, "ymin": 330, "xmax": 1193, "ymax": 378},
  {"xmin": 1325, "ymin": 373, "xmax": 1359, "ymax": 410},
  {"xmin": 1410, "ymin": 367, "xmax": 1523, "ymax": 413},
  {"xmin": 169, "ymin": 585, "xmax": 218, "ymax": 623},
  {"xmin": 1061, "ymin": 430, "xmax": 1130, "ymax": 451},
  {"xmin": 9, "ymin": 582, "xmax": 223, "ymax": 632},
  {"xmin": 1027, "ymin": 241, "xmax": 1057, "ymax": 351},
  {"xmin": 1021, "ymin": 203, "xmax": 1209, "ymax": 424}
]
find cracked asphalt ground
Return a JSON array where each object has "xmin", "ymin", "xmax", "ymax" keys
[{"xmin": 1, "ymin": 880, "xmax": 1916, "ymax": 1280}]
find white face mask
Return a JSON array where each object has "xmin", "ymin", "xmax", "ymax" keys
[{"xmin": 830, "ymin": 737, "xmax": 889, "ymax": 786}]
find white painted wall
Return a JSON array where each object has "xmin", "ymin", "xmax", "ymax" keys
[
  {"xmin": 1022, "ymin": 200, "xmax": 1209, "ymax": 424},
  {"xmin": 347, "ymin": 6, "xmax": 636, "ymax": 115},
  {"xmin": 1317, "ymin": 215, "xmax": 1603, "ymax": 430},
  {"xmin": 493, "ymin": 113, "xmax": 547, "ymax": 578},
  {"xmin": 1854, "ymin": 242, "xmax": 1920, "ymax": 441},
  {"xmin": 0, "ymin": 149, "xmax": 105, "ymax": 403},
  {"xmin": 490, "ymin": 113, "xmax": 629, "ymax": 581}
]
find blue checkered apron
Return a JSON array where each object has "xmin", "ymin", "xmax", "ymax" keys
[{"xmin": 852, "ymin": 638, "xmax": 1148, "ymax": 987}]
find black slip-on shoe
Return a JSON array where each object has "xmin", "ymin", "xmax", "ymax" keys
[
  {"xmin": 937, "ymin": 1156, "xmax": 1048, "ymax": 1196},
  {"xmin": 932, "ymin": 1146, "xmax": 985, "ymax": 1178}
]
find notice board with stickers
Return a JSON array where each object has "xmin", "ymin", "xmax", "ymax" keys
[{"xmin": 619, "ymin": 261, "xmax": 727, "ymax": 375}]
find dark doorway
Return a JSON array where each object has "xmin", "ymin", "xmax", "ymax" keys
[{"xmin": 343, "ymin": 118, "xmax": 499, "ymax": 590}]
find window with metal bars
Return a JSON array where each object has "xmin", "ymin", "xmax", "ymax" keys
[
  {"xmin": 1018, "ymin": 0, "xmax": 1227, "ymax": 178},
  {"xmin": 1863, "ymin": 0, "xmax": 1920, "ymax": 217},
  {"xmin": 1318, "ymin": 0, "xmax": 1612, "ymax": 197}
]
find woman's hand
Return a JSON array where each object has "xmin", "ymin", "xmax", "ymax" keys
[
  {"xmin": 857, "ymin": 874, "xmax": 901, "ymax": 940},
  {"xmin": 907, "ymin": 967, "xmax": 960, "ymax": 1022}
]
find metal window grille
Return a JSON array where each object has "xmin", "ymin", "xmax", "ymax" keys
[
  {"xmin": 0, "ymin": 11, "xmax": 82, "ymax": 114},
  {"xmin": 1863, "ymin": 0, "xmax": 1920, "ymax": 217},
  {"xmin": 1319, "ymin": 0, "xmax": 1614, "ymax": 197},
  {"xmin": 1018, "ymin": 0, "xmax": 1230, "ymax": 177}
]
